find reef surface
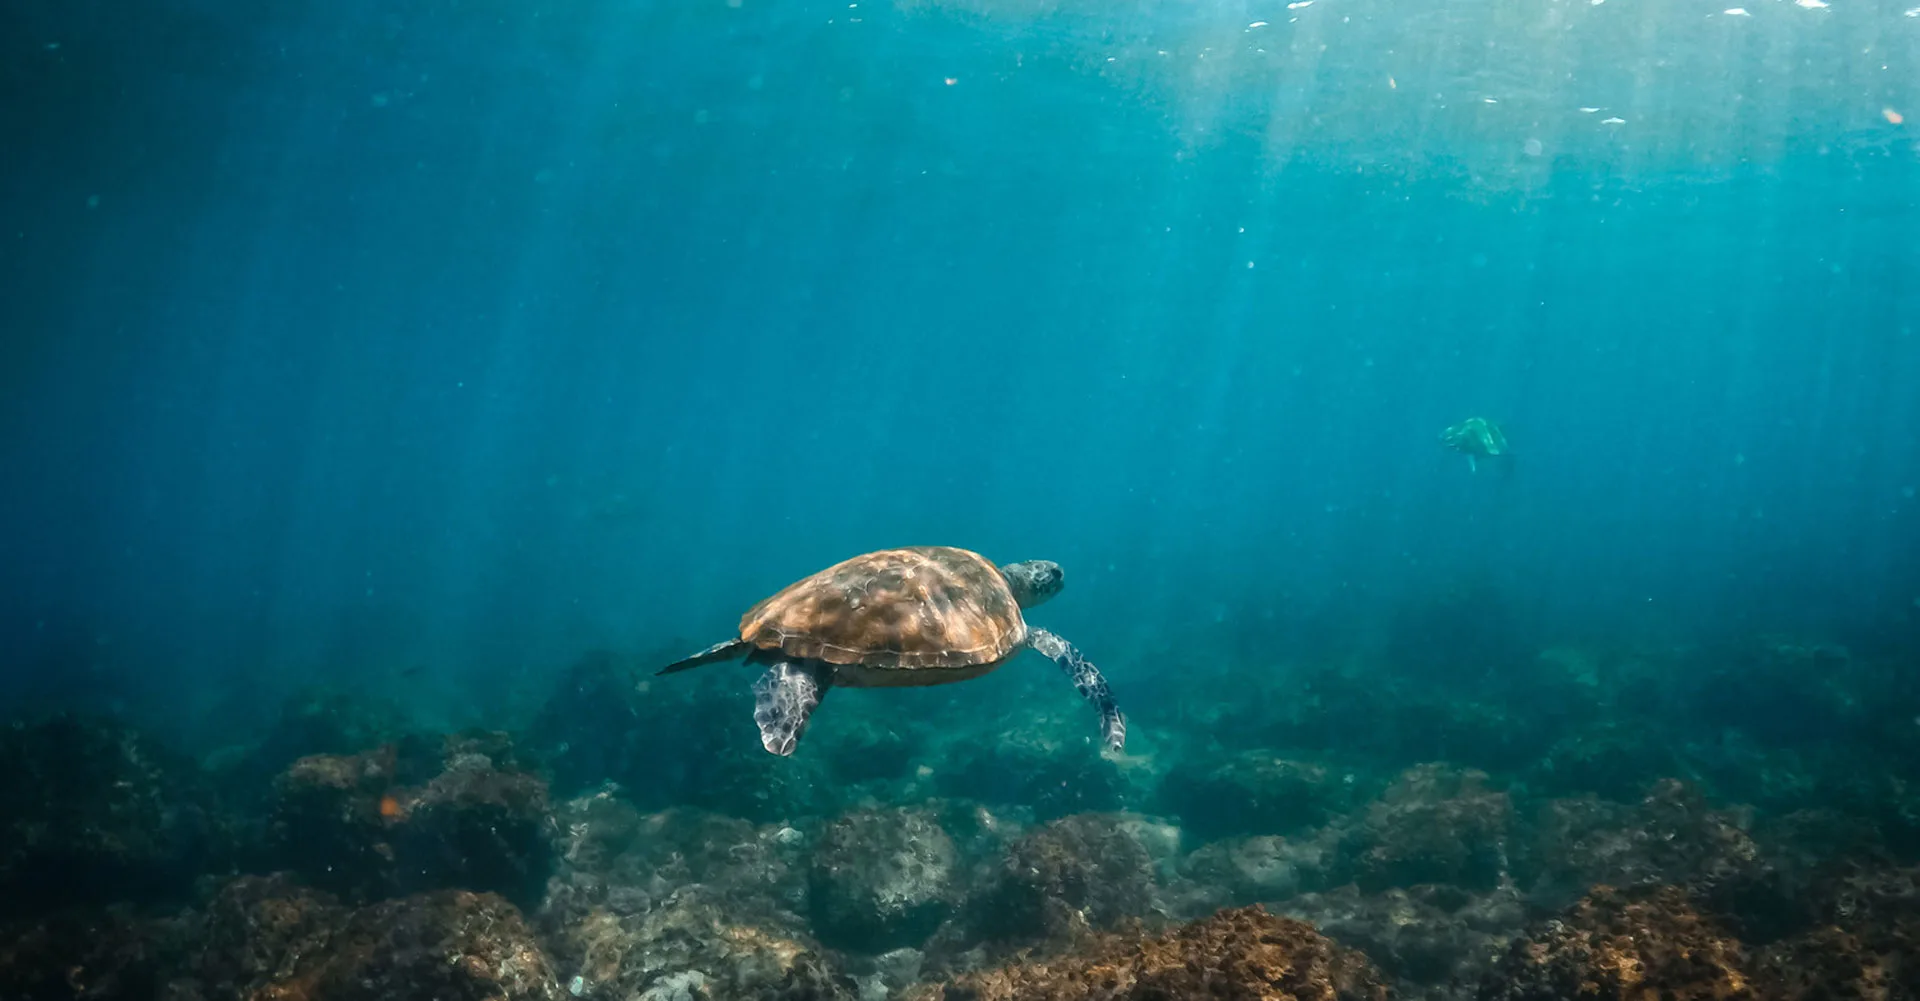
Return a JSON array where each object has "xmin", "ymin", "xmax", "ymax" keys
[{"xmin": 2, "ymin": 636, "xmax": 1915, "ymax": 1001}]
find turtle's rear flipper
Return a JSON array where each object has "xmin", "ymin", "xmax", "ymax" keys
[
  {"xmin": 659, "ymin": 639, "xmax": 750, "ymax": 675},
  {"xmin": 752, "ymin": 660, "xmax": 832, "ymax": 756},
  {"xmin": 1028, "ymin": 628, "xmax": 1126, "ymax": 752}
]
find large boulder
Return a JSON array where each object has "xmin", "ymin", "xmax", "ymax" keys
[
  {"xmin": 0, "ymin": 716, "xmax": 226, "ymax": 918},
  {"xmin": 809, "ymin": 808, "xmax": 959, "ymax": 952},
  {"xmin": 1334, "ymin": 764, "xmax": 1512, "ymax": 893},
  {"xmin": 964, "ymin": 813, "xmax": 1158, "ymax": 946},
  {"xmin": 268, "ymin": 733, "xmax": 554, "ymax": 905}
]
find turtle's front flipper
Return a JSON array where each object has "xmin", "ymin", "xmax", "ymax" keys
[
  {"xmin": 1028, "ymin": 628, "xmax": 1125, "ymax": 752},
  {"xmin": 752, "ymin": 660, "xmax": 832, "ymax": 756}
]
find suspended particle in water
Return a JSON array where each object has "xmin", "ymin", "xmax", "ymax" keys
[
  {"xmin": 1524, "ymin": 138, "xmax": 1544, "ymax": 157},
  {"xmin": 1886, "ymin": 108, "xmax": 1905, "ymax": 125},
  {"xmin": 1724, "ymin": 7, "xmax": 1750, "ymax": 14}
]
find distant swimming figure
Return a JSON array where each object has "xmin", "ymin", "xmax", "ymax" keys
[
  {"xmin": 657, "ymin": 547, "xmax": 1125, "ymax": 757},
  {"xmin": 1440, "ymin": 416, "xmax": 1510, "ymax": 473}
]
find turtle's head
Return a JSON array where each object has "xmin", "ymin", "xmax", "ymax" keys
[{"xmin": 1000, "ymin": 559, "xmax": 1065, "ymax": 609}]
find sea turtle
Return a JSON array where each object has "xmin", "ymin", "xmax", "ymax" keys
[
  {"xmin": 659, "ymin": 546, "xmax": 1125, "ymax": 757},
  {"xmin": 1440, "ymin": 416, "xmax": 1509, "ymax": 472}
]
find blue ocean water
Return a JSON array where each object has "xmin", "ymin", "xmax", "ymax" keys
[
  {"xmin": 8, "ymin": 3, "xmax": 1920, "ymax": 998},
  {"xmin": 5, "ymin": 0, "xmax": 1916, "ymax": 736}
]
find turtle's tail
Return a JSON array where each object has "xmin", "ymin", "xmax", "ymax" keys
[{"xmin": 659, "ymin": 638, "xmax": 750, "ymax": 675}]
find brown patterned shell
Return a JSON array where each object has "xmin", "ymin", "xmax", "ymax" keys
[{"xmin": 739, "ymin": 547, "xmax": 1028, "ymax": 670}]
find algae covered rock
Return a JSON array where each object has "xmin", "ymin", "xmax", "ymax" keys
[
  {"xmin": 161, "ymin": 884, "xmax": 561, "ymax": 1001},
  {"xmin": 538, "ymin": 800, "xmax": 820, "ymax": 998},
  {"xmin": 1477, "ymin": 884, "xmax": 1754, "ymax": 1001},
  {"xmin": 0, "ymin": 905, "xmax": 173, "ymax": 1001},
  {"xmin": 1743, "ymin": 860, "xmax": 1920, "ymax": 999},
  {"xmin": 170, "ymin": 873, "xmax": 348, "ymax": 1000},
  {"xmin": 0, "ymin": 715, "xmax": 226, "ymax": 918},
  {"xmin": 268, "ymin": 733, "xmax": 555, "ymax": 905},
  {"xmin": 927, "ymin": 905, "xmax": 1389, "ymax": 1001},
  {"xmin": 966, "ymin": 813, "xmax": 1158, "ymax": 945},
  {"xmin": 545, "ymin": 884, "xmax": 855, "ymax": 1001},
  {"xmin": 302, "ymin": 889, "xmax": 565, "ymax": 1001},
  {"xmin": 1514, "ymin": 780, "xmax": 1793, "ymax": 936},
  {"xmin": 1281, "ymin": 882, "xmax": 1525, "ymax": 988},
  {"xmin": 1179, "ymin": 834, "xmax": 1334, "ymax": 909},
  {"xmin": 1753, "ymin": 916, "xmax": 1920, "ymax": 1001},
  {"xmin": 541, "ymin": 800, "xmax": 813, "ymax": 959},
  {"xmin": 399, "ymin": 742, "xmax": 556, "ymax": 905},
  {"xmin": 1336, "ymin": 764, "xmax": 1513, "ymax": 892},
  {"xmin": 268, "ymin": 743, "xmax": 404, "ymax": 898},
  {"xmin": 809, "ymin": 808, "xmax": 959, "ymax": 952}
]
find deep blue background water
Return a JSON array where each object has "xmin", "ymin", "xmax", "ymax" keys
[{"xmin": 3, "ymin": 0, "xmax": 1917, "ymax": 738}]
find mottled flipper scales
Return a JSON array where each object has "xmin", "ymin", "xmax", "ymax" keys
[
  {"xmin": 1028, "ymin": 628, "xmax": 1125, "ymax": 752},
  {"xmin": 752, "ymin": 661, "xmax": 832, "ymax": 756}
]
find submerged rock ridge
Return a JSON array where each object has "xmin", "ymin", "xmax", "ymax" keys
[{"xmin": 3, "ymin": 635, "xmax": 1920, "ymax": 1000}]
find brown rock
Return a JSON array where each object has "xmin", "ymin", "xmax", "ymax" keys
[
  {"xmin": 1340, "ymin": 765, "xmax": 1513, "ymax": 893},
  {"xmin": 1477, "ymin": 885, "xmax": 1755, "ymax": 1001},
  {"xmin": 965, "ymin": 814, "xmax": 1158, "ymax": 947},
  {"xmin": 173, "ymin": 874, "xmax": 346, "ymax": 1001},
  {"xmin": 930, "ymin": 905, "xmax": 1389, "ymax": 1001},
  {"xmin": 269, "ymin": 738, "xmax": 554, "ymax": 905},
  {"xmin": 544, "ymin": 884, "xmax": 853, "ymax": 1001},
  {"xmin": 273, "ymin": 889, "xmax": 563, "ymax": 1001}
]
